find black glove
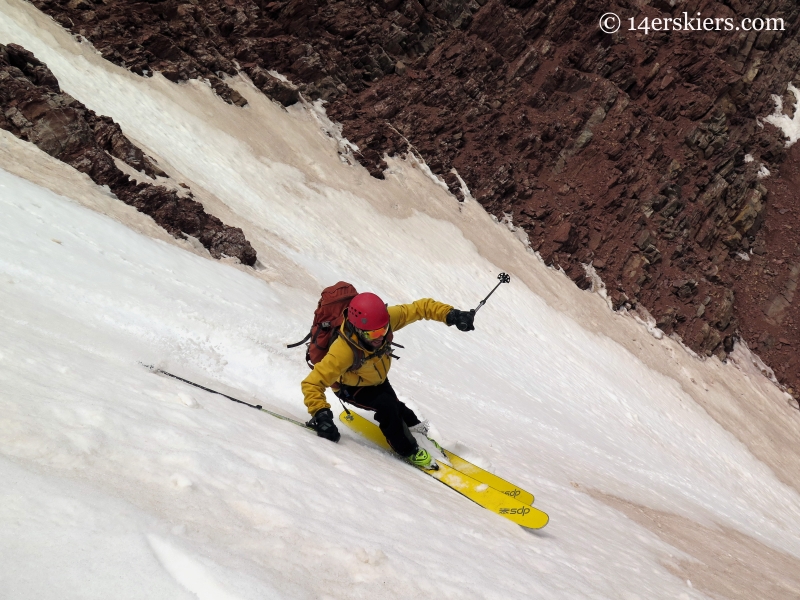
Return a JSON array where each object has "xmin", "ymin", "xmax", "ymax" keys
[
  {"xmin": 308, "ymin": 408, "xmax": 340, "ymax": 442},
  {"xmin": 446, "ymin": 309, "xmax": 475, "ymax": 332}
]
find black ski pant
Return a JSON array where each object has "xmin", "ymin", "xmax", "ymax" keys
[{"xmin": 336, "ymin": 379, "xmax": 420, "ymax": 457}]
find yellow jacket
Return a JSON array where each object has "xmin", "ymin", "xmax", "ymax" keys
[{"xmin": 301, "ymin": 298, "xmax": 453, "ymax": 415}]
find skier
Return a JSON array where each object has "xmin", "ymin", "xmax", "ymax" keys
[{"xmin": 302, "ymin": 292, "xmax": 476, "ymax": 468}]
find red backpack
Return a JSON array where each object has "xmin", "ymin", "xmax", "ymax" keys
[{"xmin": 288, "ymin": 282, "xmax": 359, "ymax": 368}]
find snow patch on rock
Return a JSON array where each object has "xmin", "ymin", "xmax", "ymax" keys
[
  {"xmin": 765, "ymin": 82, "xmax": 800, "ymax": 147},
  {"xmin": 500, "ymin": 212, "xmax": 532, "ymax": 248},
  {"xmin": 728, "ymin": 338, "xmax": 781, "ymax": 387},
  {"xmin": 582, "ymin": 262, "xmax": 609, "ymax": 301},
  {"xmin": 451, "ymin": 169, "xmax": 474, "ymax": 202},
  {"xmin": 307, "ymin": 98, "xmax": 360, "ymax": 165},
  {"xmin": 629, "ymin": 305, "xmax": 665, "ymax": 340}
]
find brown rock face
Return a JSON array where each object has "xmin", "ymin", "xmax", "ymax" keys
[
  {"xmin": 732, "ymin": 142, "xmax": 800, "ymax": 394},
  {"xmin": 0, "ymin": 43, "xmax": 256, "ymax": 266},
  {"xmin": 24, "ymin": 0, "xmax": 800, "ymax": 393}
]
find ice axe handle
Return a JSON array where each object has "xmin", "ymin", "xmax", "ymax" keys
[{"xmin": 472, "ymin": 272, "xmax": 511, "ymax": 314}]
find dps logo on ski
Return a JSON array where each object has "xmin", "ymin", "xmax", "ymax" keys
[
  {"xmin": 499, "ymin": 506, "xmax": 531, "ymax": 516},
  {"xmin": 504, "ymin": 489, "xmax": 522, "ymax": 498}
]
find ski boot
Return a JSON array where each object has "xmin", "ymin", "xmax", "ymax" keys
[
  {"xmin": 409, "ymin": 419, "xmax": 430, "ymax": 436},
  {"xmin": 407, "ymin": 448, "xmax": 438, "ymax": 470},
  {"xmin": 409, "ymin": 419, "xmax": 444, "ymax": 454}
]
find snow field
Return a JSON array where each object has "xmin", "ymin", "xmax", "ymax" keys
[{"xmin": 1, "ymin": 164, "xmax": 704, "ymax": 600}]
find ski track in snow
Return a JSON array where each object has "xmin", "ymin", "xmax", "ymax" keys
[{"xmin": 1, "ymin": 1, "xmax": 800, "ymax": 598}]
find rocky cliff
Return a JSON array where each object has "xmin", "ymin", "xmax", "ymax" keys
[
  {"xmin": 0, "ymin": 42, "xmax": 257, "ymax": 265},
  {"xmin": 22, "ymin": 0, "xmax": 800, "ymax": 397}
]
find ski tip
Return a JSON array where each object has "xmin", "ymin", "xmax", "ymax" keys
[{"xmin": 520, "ymin": 513, "xmax": 549, "ymax": 530}]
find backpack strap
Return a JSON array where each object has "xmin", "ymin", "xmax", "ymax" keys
[
  {"xmin": 340, "ymin": 321, "xmax": 369, "ymax": 371},
  {"xmin": 310, "ymin": 322, "xmax": 332, "ymax": 352},
  {"xmin": 306, "ymin": 326, "xmax": 342, "ymax": 369},
  {"xmin": 286, "ymin": 332, "xmax": 312, "ymax": 349},
  {"xmin": 339, "ymin": 333, "xmax": 365, "ymax": 371},
  {"xmin": 377, "ymin": 332, "xmax": 400, "ymax": 360}
]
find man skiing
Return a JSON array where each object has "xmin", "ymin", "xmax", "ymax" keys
[{"xmin": 302, "ymin": 292, "xmax": 475, "ymax": 468}]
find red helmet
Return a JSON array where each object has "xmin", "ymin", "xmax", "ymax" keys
[{"xmin": 347, "ymin": 292, "xmax": 389, "ymax": 330}]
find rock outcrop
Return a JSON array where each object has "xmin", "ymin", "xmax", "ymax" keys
[
  {"xmin": 25, "ymin": 0, "xmax": 800, "ymax": 395},
  {"xmin": 0, "ymin": 42, "xmax": 257, "ymax": 266}
]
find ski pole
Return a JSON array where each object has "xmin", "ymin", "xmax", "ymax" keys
[
  {"xmin": 472, "ymin": 272, "xmax": 511, "ymax": 315},
  {"xmin": 140, "ymin": 363, "xmax": 312, "ymax": 429}
]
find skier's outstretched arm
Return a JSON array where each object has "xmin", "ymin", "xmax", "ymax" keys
[
  {"xmin": 388, "ymin": 298, "xmax": 452, "ymax": 331},
  {"xmin": 389, "ymin": 298, "xmax": 475, "ymax": 332}
]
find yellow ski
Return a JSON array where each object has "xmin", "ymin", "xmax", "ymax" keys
[
  {"xmin": 339, "ymin": 411, "xmax": 548, "ymax": 530},
  {"xmin": 430, "ymin": 442, "xmax": 535, "ymax": 506}
]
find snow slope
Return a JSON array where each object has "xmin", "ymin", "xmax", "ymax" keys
[{"xmin": 2, "ymin": 1, "xmax": 800, "ymax": 598}]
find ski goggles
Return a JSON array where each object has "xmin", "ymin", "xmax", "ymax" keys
[{"xmin": 358, "ymin": 324, "xmax": 389, "ymax": 340}]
